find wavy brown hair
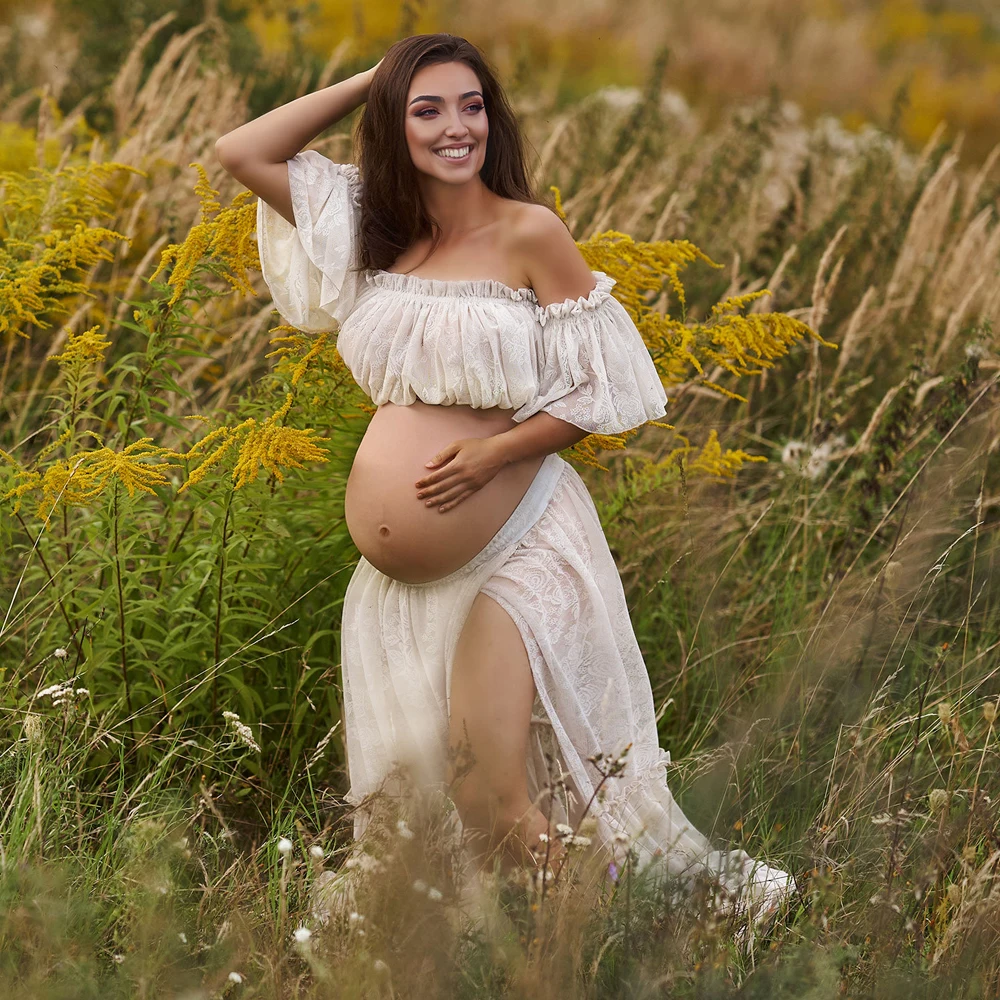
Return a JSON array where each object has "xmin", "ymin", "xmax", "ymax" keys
[{"xmin": 353, "ymin": 34, "xmax": 544, "ymax": 274}]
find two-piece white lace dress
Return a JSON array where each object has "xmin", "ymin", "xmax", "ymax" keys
[{"xmin": 256, "ymin": 149, "xmax": 795, "ymax": 920}]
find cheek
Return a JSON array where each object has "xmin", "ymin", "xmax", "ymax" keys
[{"xmin": 404, "ymin": 121, "xmax": 426, "ymax": 157}]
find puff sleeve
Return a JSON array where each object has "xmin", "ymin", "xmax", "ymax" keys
[
  {"xmin": 255, "ymin": 149, "xmax": 364, "ymax": 332},
  {"xmin": 512, "ymin": 271, "xmax": 668, "ymax": 434}
]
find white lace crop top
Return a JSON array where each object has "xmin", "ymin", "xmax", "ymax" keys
[{"xmin": 255, "ymin": 149, "xmax": 668, "ymax": 435}]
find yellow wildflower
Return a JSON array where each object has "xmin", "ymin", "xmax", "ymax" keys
[
  {"xmin": 50, "ymin": 324, "xmax": 113, "ymax": 376},
  {"xmin": 150, "ymin": 164, "xmax": 259, "ymax": 306},
  {"xmin": 178, "ymin": 395, "xmax": 330, "ymax": 493}
]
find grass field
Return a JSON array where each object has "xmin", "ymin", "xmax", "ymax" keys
[{"xmin": 2, "ymin": 4, "xmax": 1000, "ymax": 997}]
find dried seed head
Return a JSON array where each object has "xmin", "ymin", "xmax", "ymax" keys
[{"xmin": 928, "ymin": 788, "xmax": 950, "ymax": 815}]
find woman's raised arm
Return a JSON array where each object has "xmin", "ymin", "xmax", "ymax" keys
[{"xmin": 215, "ymin": 61, "xmax": 379, "ymax": 226}]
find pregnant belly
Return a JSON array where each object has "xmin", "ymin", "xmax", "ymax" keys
[{"xmin": 344, "ymin": 401, "xmax": 546, "ymax": 584}]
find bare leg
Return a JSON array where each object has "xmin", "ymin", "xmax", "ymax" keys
[{"xmin": 447, "ymin": 592, "xmax": 565, "ymax": 876}]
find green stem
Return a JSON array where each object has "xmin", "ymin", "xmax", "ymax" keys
[
  {"xmin": 113, "ymin": 483, "xmax": 135, "ymax": 733},
  {"xmin": 211, "ymin": 489, "xmax": 234, "ymax": 714},
  {"xmin": 12, "ymin": 512, "xmax": 85, "ymax": 663}
]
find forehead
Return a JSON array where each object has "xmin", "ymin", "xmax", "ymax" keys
[{"xmin": 407, "ymin": 61, "xmax": 482, "ymax": 99}]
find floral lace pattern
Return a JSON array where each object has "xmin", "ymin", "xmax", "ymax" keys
[
  {"xmin": 339, "ymin": 454, "xmax": 794, "ymax": 917},
  {"xmin": 256, "ymin": 150, "xmax": 364, "ymax": 331},
  {"xmin": 254, "ymin": 150, "xmax": 668, "ymax": 435}
]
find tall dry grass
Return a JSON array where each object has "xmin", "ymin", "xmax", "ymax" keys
[{"xmin": 0, "ymin": 12, "xmax": 999, "ymax": 999}]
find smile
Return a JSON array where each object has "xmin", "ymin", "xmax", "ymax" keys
[{"xmin": 434, "ymin": 145, "xmax": 472, "ymax": 161}]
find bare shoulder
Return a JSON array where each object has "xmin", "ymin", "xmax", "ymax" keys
[{"xmin": 505, "ymin": 201, "xmax": 596, "ymax": 307}]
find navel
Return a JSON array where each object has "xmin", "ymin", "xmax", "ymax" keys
[{"xmin": 378, "ymin": 524, "xmax": 391, "ymax": 538}]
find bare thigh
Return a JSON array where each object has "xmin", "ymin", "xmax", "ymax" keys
[{"xmin": 447, "ymin": 591, "xmax": 536, "ymax": 826}]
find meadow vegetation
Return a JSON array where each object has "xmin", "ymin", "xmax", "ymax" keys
[{"xmin": 1, "ymin": 8, "xmax": 1000, "ymax": 999}]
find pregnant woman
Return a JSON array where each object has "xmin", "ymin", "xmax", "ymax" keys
[{"xmin": 216, "ymin": 33, "xmax": 795, "ymax": 926}]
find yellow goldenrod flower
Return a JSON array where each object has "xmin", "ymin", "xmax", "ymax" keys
[
  {"xmin": 50, "ymin": 324, "xmax": 113, "ymax": 376},
  {"xmin": 149, "ymin": 164, "xmax": 259, "ymax": 306}
]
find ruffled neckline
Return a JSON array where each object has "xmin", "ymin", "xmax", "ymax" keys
[
  {"xmin": 365, "ymin": 268, "xmax": 617, "ymax": 323},
  {"xmin": 367, "ymin": 268, "xmax": 538, "ymax": 302}
]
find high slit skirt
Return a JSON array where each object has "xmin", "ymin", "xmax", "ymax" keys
[{"xmin": 340, "ymin": 451, "xmax": 795, "ymax": 914}]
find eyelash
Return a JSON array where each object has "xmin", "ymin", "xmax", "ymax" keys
[{"xmin": 415, "ymin": 103, "xmax": 484, "ymax": 118}]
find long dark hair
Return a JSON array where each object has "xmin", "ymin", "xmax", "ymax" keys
[{"xmin": 353, "ymin": 34, "xmax": 543, "ymax": 273}]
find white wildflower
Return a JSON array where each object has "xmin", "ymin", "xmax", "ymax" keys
[
  {"xmin": 37, "ymin": 679, "xmax": 79, "ymax": 706},
  {"xmin": 396, "ymin": 819, "xmax": 414, "ymax": 840},
  {"xmin": 412, "ymin": 879, "xmax": 428, "ymax": 893},
  {"xmin": 228, "ymin": 971, "xmax": 243, "ymax": 983},
  {"xmin": 309, "ymin": 844, "xmax": 324, "ymax": 859},
  {"xmin": 178, "ymin": 932, "xmax": 187, "ymax": 944},
  {"xmin": 356, "ymin": 852, "xmax": 384, "ymax": 874},
  {"xmin": 293, "ymin": 925, "xmax": 312, "ymax": 943},
  {"xmin": 348, "ymin": 911, "xmax": 365, "ymax": 927},
  {"xmin": 222, "ymin": 710, "xmax": 261, "ymax": 753},
  {"xmin": 373, "ymin": 959, "xmax": 389, "ymax": 974},
  {"xmin": 554, "ymin": 823, "xmax": 574, "ymax": 838},
  {"xmin": 536, "ymin": 832, "xmax": 549, "ymax": 843},
  {"xmin": 426, "ymin": 887, "xmax": 443, "ymax": 901},
  {"xmin": 570, "ymin": 835, "xmax": 592, "ymax": 848},
  {"xmin": 277, "ymin": 837, "xmax": 293, "ymax": 855},
  {"xmin": 112, "ymin": 953, "xmax": 124, "ymax": 964},
  {"xmin": 53, "ymin": 648, "xmax": 68, "ymax": 659},
  {"xmin": 781, "ymin": 440, "xmax": 808, "ymax": 467},
  {"xmin": 965, "ymin": 342, "xmax": 988, "ymax": 359}
]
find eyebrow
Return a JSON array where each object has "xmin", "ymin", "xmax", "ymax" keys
[{"xmin": 408, "ymin": 90, "xmax": 483, "ymax": 107}]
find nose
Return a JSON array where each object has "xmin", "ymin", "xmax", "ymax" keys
[{"xmin": 441, "ymin": 109, "xmax": 470, "ymax": 135}]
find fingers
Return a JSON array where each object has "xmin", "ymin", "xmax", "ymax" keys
[
  {"xmin": 438, "ymin": 490, "xmax": 473, "ymax": 512},
  {"xmin": 414, "ymin": 462, "xmax": 457, "ymax": 490},
  {"xmin": 416, "ymin": 472, "xmax": 460, "ymax": 501},
  {"xmin": 417, "ymin": 463, "xmax": 472, "ymax": 497},
  {"xmin": 422, "ymin": 482, "xmax": 470, "ymax": 507}
]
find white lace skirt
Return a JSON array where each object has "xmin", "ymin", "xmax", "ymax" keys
[{"xmin": 340, "ymin": 452, "xmax": 794, "ymax": 914}]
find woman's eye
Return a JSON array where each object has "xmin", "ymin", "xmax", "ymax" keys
[{"xmin": 416, "ymin": 103, "xmax": 484, "ymax": 117}]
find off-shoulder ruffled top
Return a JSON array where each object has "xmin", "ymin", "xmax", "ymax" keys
[{"xmin": 255, "ymin": 149, "xmax": 668, "ymax": 435}]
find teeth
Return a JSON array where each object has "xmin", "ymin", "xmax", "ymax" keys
[{"xmin": 435, "ymin": 146, "xmax": 471, "ymax": 159}]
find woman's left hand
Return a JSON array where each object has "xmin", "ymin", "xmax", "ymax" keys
[{"xmin": 415, "ymin": 436, "xmax": 508, "ymax": 512}]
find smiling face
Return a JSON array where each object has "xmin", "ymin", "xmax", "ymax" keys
[{"xmin": 404, "ymin": 60, "xmax": 488, "ymax": 182}]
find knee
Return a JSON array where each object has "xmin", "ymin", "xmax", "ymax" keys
[{"xmin": 451, "ymin": 783, "xmax": 532, "ymax": 842}]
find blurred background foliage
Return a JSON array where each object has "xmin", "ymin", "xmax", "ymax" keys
[{"xmin": 2, "ymin": 0, "xmax": 1000, "ymax": 165}]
